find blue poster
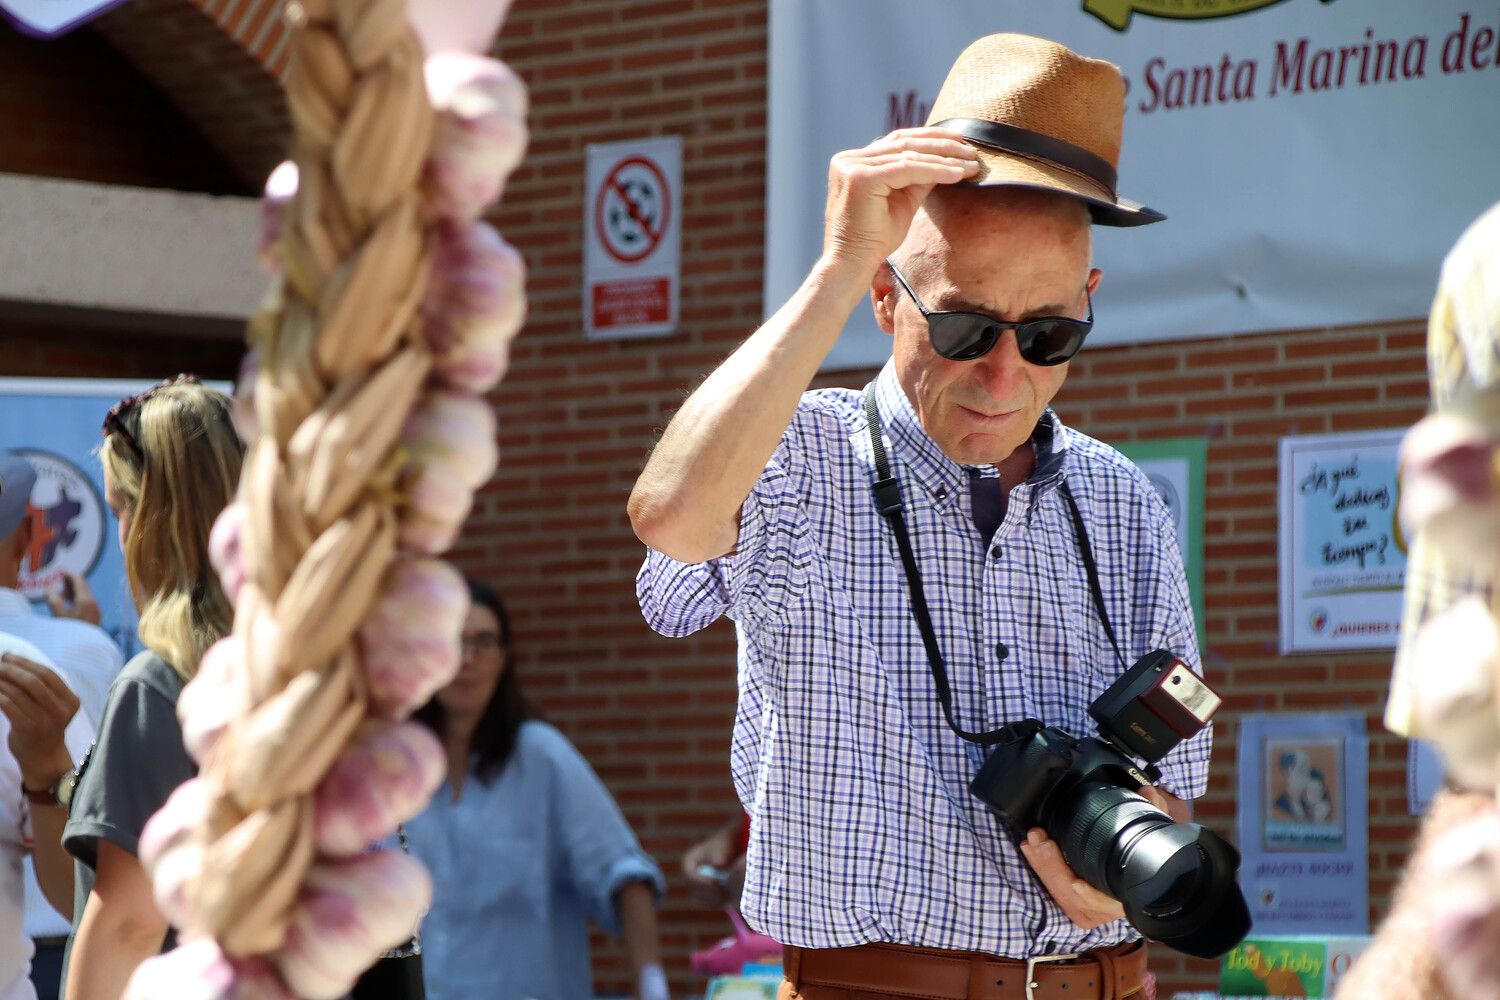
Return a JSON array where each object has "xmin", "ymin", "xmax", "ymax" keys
[
  {"xmin": 1237, "ymin": 713, "xmax": 1369, "ymax": 936},
  {"xmin": 0, "ymin": 378, "xmax": 226, "ymax": 658}
]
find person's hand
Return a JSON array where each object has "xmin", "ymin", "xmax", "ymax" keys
[
  {"xmin": 45, "ymin": 571, "xmax": 101, "ymax": 625},
  {"xmin": 821, "ymin": 127, "xmax": 980, "ymax": 273},
  {"xmin": 682, "ymin": 821, "xmax": 744, "ymax": 908},
  {"xmin": 1019, "ymin": 827, "xmax": 1126, "ymax": 930},
  {"xmin": 0, "ymin": 653, "xmax": 79, "ymax": 793}
]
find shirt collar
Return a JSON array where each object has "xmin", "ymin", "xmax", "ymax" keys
[
  {"xmin": 872, "ymin": 360, "xmax": 1071, "ymax": 497},
  {"xmin": 0, "ymin": 588, "xmax": 33, "ymax": 616}
]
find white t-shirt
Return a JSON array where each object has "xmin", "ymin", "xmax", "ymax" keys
[
  {"xmin": 0, "ymin": 632, "xmax": 89, "ymax": 1000},
  {"xmin": 0, "ymin": 588, "xmax": 124, "ymax": 732},
  {"xmin": 0, "ymin": 589, "xmax": 122, "ymax": 942}
]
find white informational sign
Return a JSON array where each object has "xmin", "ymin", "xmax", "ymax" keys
[
  {"xmin": 1278, "ymin": 429, "xmax": 1407, "ymax": 654},
  {"xmin": 1238, "ymin": 713, "xmax": 1370, "ymax": 936},
  {"xmin": 583, "ymin": 136, "xmax": 682, "ymax": 340},
  {"xmin": 0, "ymin": 0, "xmax": 128, "ymax": 37},
  {"xmin": 768, "ymin": 1, "xmax": 1500, "ymax": 370}
]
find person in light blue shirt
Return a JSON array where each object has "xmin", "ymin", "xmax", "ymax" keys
[{"xmin": 407, "ymin": 579, "xmax": 669, "ymax": 1000}]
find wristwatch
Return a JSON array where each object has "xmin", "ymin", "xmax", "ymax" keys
[{"xmin": 24, "ymin": 767, "xmax": 79, "ymax": 810}]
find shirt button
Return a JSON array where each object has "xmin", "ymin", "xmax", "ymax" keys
[
  {"xmin": 995, "ymin": 642, "xmax": 1009, "ymax": 661},
  {"xmin": 989, "ymin": 545, "xmax": 1002, "ymax": 561},
  {"xmin": 934, "ymin": 486, "xmax": 949, "ymax": 501}
]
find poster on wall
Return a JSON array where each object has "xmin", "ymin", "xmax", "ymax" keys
[
  {"xmin": 1278, "ymin": 429, "xmax": 1407, "ymax": 653},
  {"xmin": 767, "ymin": 1, "xmax": 1500, "ymax": 369},
  {"xmin": 0, "ymin": 378, "xmax": 228, "ymax": 658},
  {"xmin": 1238, "ymin": 712, "xmax": 1369, "ymax": 935},
  {"xmin": 1114, "ymin": 437, "xmax": 1207, "ymax": 645},
  {"xmin": 583, "ymin": 136, "xmax": 682, "ymax": 341}
]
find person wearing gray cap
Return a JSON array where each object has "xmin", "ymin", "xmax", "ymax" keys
[{"xmin": 0, "ymin": 453, "xmax": 122, "ymax": 1000}]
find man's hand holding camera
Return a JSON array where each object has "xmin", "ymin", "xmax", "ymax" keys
[{"xmin": 1019, "ymin": 784, "xmax": 1185, "ymax": 930}]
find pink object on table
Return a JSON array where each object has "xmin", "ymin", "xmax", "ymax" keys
[{"xmin": 689, "ymin": 908, "xmax": 782, "ymax": 977}]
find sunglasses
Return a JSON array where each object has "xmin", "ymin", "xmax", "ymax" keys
[
  {"xmin": 101, "ymin": 373, "xmax": 200, "ymax": 461},
  {"xmin": 885, "ymin": 259, "xmax": 1094, "ymax": 366}
]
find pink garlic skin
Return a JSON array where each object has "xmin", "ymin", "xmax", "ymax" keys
[
  {"xmin": 210, "ymin": 502, "xmax": 248, "ymax": 605},
  {"xmin": 123, "ymin": 938, "xmax": 297, "ymax": 1000},
  {"xmin": 231, "ymin": 351, "xmax": 260, "ymax": 448},
  {"xmin": 257, "ymin": 161, "xmax": 299, "ymax": 277},
  {"xmin": 313, "ymin": 721, "xmax": 446, "ymax": 856},
  {"xmin": 138, "ymin": 778, "xmax": 216, "ymax": 931},
  {"xmin": 179, "ymin": 636, "xmax": 251, "ymax": 764},
  {"xmin": 358, "ymin": 557, "xmax": 467, "ymax": 717},
  {"xmin": 399, "ymin": 391, "xmax": 498, "ymax": 553},
  {"xmin": 422, "ymin": 220, "xmax": 526, "ymax": 394},
  {"xmin": 1401, "ymin": 411, "xmax": 1500, "ymax": 575},
  {"xmin": 272, "ymin": 849, "xmax": 433, "ymax": 1000},
  {"xmin": 423, "ymin": 53, "xmax": 528, "ymax": 223}
]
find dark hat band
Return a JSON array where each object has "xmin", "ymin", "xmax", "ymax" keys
[{"xmin": 931, "ymin": 117, "xmax": 1117, "ymax": 198}]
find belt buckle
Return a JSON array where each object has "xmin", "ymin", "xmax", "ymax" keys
[{"xmin": 1024, "ymin": 952, "xmax": 1081, "ymax": 1000}]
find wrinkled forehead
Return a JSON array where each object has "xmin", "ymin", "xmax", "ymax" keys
[{"xmin": 908, "ymin": 187, "xmax": 1089, "ymax": 264}]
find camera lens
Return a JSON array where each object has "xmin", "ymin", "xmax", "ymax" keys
[{"xmin": 1047, "ymin": 782, "xmax": 1250, "ymax": 959}]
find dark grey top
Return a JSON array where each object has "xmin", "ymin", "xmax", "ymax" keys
[{"xmin": 58, "ymin": 649, "xmax": 195, "ymax": 996}]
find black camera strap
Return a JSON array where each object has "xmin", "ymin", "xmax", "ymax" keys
[{"xmin": 862, "ymin": 382, "xmax": 1124, "ymax": 746}]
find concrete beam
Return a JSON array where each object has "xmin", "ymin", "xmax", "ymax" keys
[{"xmin": 0, "ymin": 172, "xmax": 263, "ymax": 322}]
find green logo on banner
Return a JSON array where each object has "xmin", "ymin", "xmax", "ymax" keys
[{"xmin": 1083, "ymin": 0, "xmax": 1307, "ymax": 32}]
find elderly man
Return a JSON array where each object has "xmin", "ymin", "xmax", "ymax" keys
[{"xmin": 631, "ymin": 34, "xmax": 1209, "ymax": 1000}]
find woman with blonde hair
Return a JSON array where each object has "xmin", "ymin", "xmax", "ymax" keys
[{"xmin": 56, "ymin": 375, "xmax": 244, "ymax": 1000}]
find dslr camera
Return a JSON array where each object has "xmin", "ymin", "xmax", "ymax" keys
[{"xmin": 970, "ymin": 649, "xmax": 1250, "ymax": 959}]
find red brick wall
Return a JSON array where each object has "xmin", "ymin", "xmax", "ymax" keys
[{"xmin": 480, "ymin": 3, "xmax": 1429, "ymax": 996}]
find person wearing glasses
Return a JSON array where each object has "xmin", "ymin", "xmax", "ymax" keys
[
  {"xmin": 58, "ymin": 378, "xmax": 243, "ymax": 1000},
  {"xmin": 405, "ymin": 579, "xmax": 670, "ymax": 1000},
  {"xmin": 629, "ymin": 34, "xmax": 1208, "ymax": 1000}
]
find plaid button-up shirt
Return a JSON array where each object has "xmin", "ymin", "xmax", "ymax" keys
[{"xmin": 637, "ymin": 361, "xmax": 1210, "ymax": 957}]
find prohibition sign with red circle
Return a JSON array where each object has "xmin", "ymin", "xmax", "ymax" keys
[{"xmin": 594, "ymin": 155, "xmax": 671, "ymax": 264}]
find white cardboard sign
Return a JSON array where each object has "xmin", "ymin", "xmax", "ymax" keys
[{"xmin": 1278, "ymin": 429, "xmax": 1407, "ymax": 653}]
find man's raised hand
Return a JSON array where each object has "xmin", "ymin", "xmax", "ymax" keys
[{"xmin": 821, "ymin": 128, "xmax": 979, "ymax": 272}]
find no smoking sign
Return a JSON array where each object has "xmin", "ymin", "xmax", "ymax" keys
[{"xmin": 584, "ymin": 137, "xmax": 681, "ymax": 339}]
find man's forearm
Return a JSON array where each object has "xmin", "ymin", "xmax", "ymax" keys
[
  {"xmin": 29, "ymin": 803, "xmax": 74, "ymax": 918},
  {"xmin": 628, "ymin": 257, "xmax": 873, "ymax": 563}
]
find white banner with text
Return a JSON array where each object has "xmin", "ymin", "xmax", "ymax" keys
[{"xmin": 767, "ymin": 0, "xmax": 1500, "ymax": 369}]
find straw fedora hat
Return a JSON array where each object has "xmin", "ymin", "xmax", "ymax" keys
[{"xmin": 927, "ymin": 33, "xmax": 1163, "ymax": 227}]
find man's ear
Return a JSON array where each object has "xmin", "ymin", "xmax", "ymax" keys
[
  {"xmin": 871, "ymin": 263, "xmax": 898, "ymax": 336},
  {"xmin": 1086, "ymin": 266, "xmax": 1103, "ymax": 297}
]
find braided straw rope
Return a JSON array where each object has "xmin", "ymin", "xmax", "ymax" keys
[{"xmin": 159, "ymin": 0, "xmax": 442, "ymax": 969}]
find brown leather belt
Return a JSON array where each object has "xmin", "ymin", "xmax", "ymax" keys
[{"xmin": 783, "ymin": 939, "xmax": 1148, "ymax": 1000}]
